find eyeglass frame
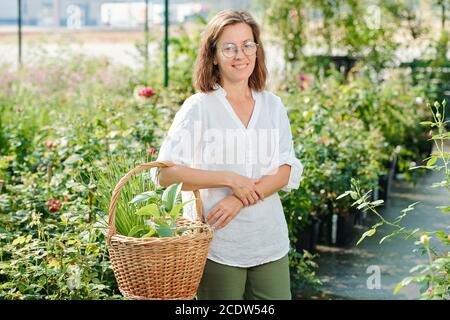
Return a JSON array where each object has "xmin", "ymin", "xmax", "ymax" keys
[{"xmin": 213, "ymin": 40, "xmax": 260, "ymax": 59}]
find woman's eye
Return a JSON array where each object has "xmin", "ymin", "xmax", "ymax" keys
[
  {"xmin": 244, "ymin": 43, "xmax": 256, "ymax": 49},
  {"xmin": 224, "ymin": 45, "xmax": 236, "ymax": 51}
]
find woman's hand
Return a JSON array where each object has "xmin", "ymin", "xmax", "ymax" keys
[
  {"xmin": 227, "ymin": 172, "xmax": 265, "ymax": 206},
  {"xmin": 205, "ymin": 195, "xmax": 245, "ymax": 230}
]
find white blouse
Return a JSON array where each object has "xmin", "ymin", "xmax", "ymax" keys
[{"xmin": 151, "ymin": 85, "xmax": 303, "ymax": 267}]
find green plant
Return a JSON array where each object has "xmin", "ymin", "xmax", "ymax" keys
[
  {"xmin": 338, "ymin": 100, "xmax": 449, "ymax": 299},
  {"xmin": 289, "ymin": 249, "xmax": 322, "ymax": 295},
  {"xmin": 127, "ymin": 182, "xmax": 197, "ymax": 238},
  {"xmin": 264, "ymin": 0, "xmax": 307, "ymax": 75},
  {"xmin": 92, "ymin": 155, "xmax": 199, "ymax": 238}
]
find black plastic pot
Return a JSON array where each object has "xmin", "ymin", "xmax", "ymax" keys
[
  {"xmin": 295, "ymin": 220, "xmax": 320, "ymax": 254},
  {"xmin": 379, "ymin": 152, "xmax": 397, "ymax": 202},
  {"xmin": 295, "ymin": 227, "xmax": 312, "ymax": 253},
  {"xmin": 378, "ymin": 173, "xmax": 389, "ymax": 201},
  {"xmin": 317, "ymin": 218, "xmax": 331, "ymax": 246},
  {"xmin": 351, "ymin": 207, "xmax": 365, "ymax": 226},
  {"xmin": 317, "ymin": 213, "xmax": 355, "ymax": 247},
  {"xmin": 335, "ymin": 214, "xmax": 355, "ymax": 246}
]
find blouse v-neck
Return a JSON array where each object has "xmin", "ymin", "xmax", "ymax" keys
[{"xmin": 214, "ymin": 85, "xmax": 260, "ymax": 130}]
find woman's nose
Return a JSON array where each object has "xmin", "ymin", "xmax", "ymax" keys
[{"xmin": 234, "ymin": 46, "xmax": 246, "ymax": 59}]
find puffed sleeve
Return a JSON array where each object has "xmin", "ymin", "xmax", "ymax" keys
[
  {"xmin": 150, "ymin": 96, "xmax": 203, "ymax": 187},
  {"xmin": 277, "ymin": 97, "xmax": 304, "ymax": 192}
]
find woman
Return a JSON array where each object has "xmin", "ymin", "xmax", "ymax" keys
[{"xmin": 152, "ymin": 9, "xmax": 303, "ymax": 300}]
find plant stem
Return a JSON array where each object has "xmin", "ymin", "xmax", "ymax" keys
[{"xmin": 425, "ymin": 244, "xmax": 435, "ymax": 289}]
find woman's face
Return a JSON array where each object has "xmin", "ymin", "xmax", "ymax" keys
[{"xmin": 214, "ymin": 23, "xmax": 257, "ymax": 86}]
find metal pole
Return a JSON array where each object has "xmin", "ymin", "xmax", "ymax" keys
[
  {"xmin": 18, "ymin": 0, "xmax": 22, "ymax": 67},
  {"xmin": 144, "ymin": 0, "xmax": 149, "ymax": 80},
  {"xmin": 164, "ymin": 0, "xmax": 169, "ymax": 87}
]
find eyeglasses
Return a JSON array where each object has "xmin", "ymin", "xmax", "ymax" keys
[{"xmin": 220, "ymin": 41, "xmax": 259, "ymax": 58}]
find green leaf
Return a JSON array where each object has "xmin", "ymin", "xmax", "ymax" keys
[
  {"xmin": 405, "ymin": 228, "xmax": 420, "ymax": 240},
  {"xmin": 162, "ymin": 182, "xmax": 183, "ymax": 212},
  {"xmin": 351, "ymin": 198, "xmax": 363, "ymax": 207},
  {"xmin": 48, "ymin": 259, "xmax": 61, "ymax": 269},
  {"xmin": 64, "ymin": 154, "xmax": 82, "ymax": 165},
  {"xmin": 379, "ymin": 233, "xmax": 396, "ymax": 244},
  {"xmin": 168, "ymin": 199, "xmax": 196, "ymax": 220},
  {"xmin": 349, "ymin": 191, "xmax": 358, "ymax": 200},
  {"xmin": 356, "ymin": 228, "xmax": 377, "ymax": 246},
  {"xmin": 155, "ymin": 218, "xmax": 170, "ymax": 227},
  {"xmin": 409, "ymin": 165, "xmax": 429, "ymax": 170},
  {"xmin": 396, "ymin": 277, "xmax": 414, "ymax": 295},
  {"xmin": 437, "ymin": 205, "xmax": 450, "ymax": 214},
  {"xmin": 393, "ymin": 282, "xmax": 404, "ymax": 295},
  {"xmin": 426, "ymin": 157, "xmax": 437, "ymax": 166},
  {"xmin": 370, "ymin": 200, "xmax": 384, "ymax": 206},
  {"xmin": 336, "ymin": 191, "xmax": 351, "ymax": 200},
  {"xmin": 356, "ymin": 202, "xmax": 368, "ymax": 210},
  {"xmin": 135, "ymin": 204, "xmax": 160, "ymax": 217},
  {"xmin": 419, "ymin": 121, "xmax": 434, "ymax": 126},
  {"xmin": 12, "ymin": 236, "xmax": 25, "ymax": 246},
  {"xmin": 141, "ymin": 228, "xmax": 157, "ymax": 238},
  {"xmin": 400, "ymin": 207, "xmax": 414, "ymax": 214},
  {"xmin": 128, "ymin": 225, "xmax": 150, "ymax": 237},
  {"xmin": 431, "ymin": 152, "xmax": 450, "ymax": 159},
  {"xmin": 156, "ymin": 225, "xmax": 176, "ymax": 238},
  {"xmin": 130, "ymin": 191, "xmax": 157, "ymax": 204}
]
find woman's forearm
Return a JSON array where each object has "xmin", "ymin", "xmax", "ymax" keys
[
  {"xmin": 158, "ymin": 165, "xmax": 233, "ymax": 191},
  {"xmin": 255, "ymin": 164, "xmax": 292, "ymax": 199}
]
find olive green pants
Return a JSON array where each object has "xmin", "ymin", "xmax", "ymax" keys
[{"xmin": 196, "ymin": 254, "xmax": 291, "ymax": 300}]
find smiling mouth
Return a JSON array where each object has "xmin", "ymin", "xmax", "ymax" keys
[{"xmin": 232, "ymin": 63, "xmax": 248, "ymax": 70}]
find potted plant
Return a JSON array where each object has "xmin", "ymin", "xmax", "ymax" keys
[{"xmin": 96, "ymin": 160, "xmax": 213, "ymax": 300}]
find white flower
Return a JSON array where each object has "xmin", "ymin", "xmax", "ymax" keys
[{"xmin": 420, "ymin": 235, "xmax": 430, "ymax": 245}]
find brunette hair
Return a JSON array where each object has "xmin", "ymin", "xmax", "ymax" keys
[{"xmin": 193, "ymin": 10, "xmax": 267, "ymax": 93}]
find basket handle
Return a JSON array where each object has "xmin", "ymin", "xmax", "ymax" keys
[{"xmin": 106, "ymin": 160, "xmax": 203, "ymax": 243}]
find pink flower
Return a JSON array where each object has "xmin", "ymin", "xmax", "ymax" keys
[
  {"xmin": 298, "ymin": 74, "xmax": 307, "ymax": 82},
  {"xmin": 146, "ymin": 147, "xmax": 158, "ymax": 155},
  {"xmin": 139, "ymin": 87, "xmax": 155, "ymax": 98},
  {"xmin": 46, "ymin": 141, "xmax": 57, "ymax": 150},
  {"xmin": 298, "ymin": 73, "xmax": 312, "ymax": 91},
  {"xmin": 46, "ymin": 199, "xmax": 62, "ymax": 213}
]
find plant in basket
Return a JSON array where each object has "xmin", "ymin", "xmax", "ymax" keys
[
  {"xmin": 126, "ymin": 182, "xmax": 199, "ymax": 238},
  {"xmin": 96, "ymin": 159, "xmax": 213, "ymax": 300}
]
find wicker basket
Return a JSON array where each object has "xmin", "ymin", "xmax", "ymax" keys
[{"xmin": 106, "ymin": 161, "xmax": 213, "ymax": 300}]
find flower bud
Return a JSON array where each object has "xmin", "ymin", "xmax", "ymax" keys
[
  {"xmin": 420, "ymin": 234, "xmax": 430, "ymax": 245},
  {"xmin": 139, "ymin": 87, "xmax": 155, "ymax": 98},
  {"xmin": 46, "ymin": 199, "xmax": 62, "ymax": 213}
]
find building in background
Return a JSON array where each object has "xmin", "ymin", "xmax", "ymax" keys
[{"xmin": 0, "ymin": 0, "xmax": 251, "ymax": 28}]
